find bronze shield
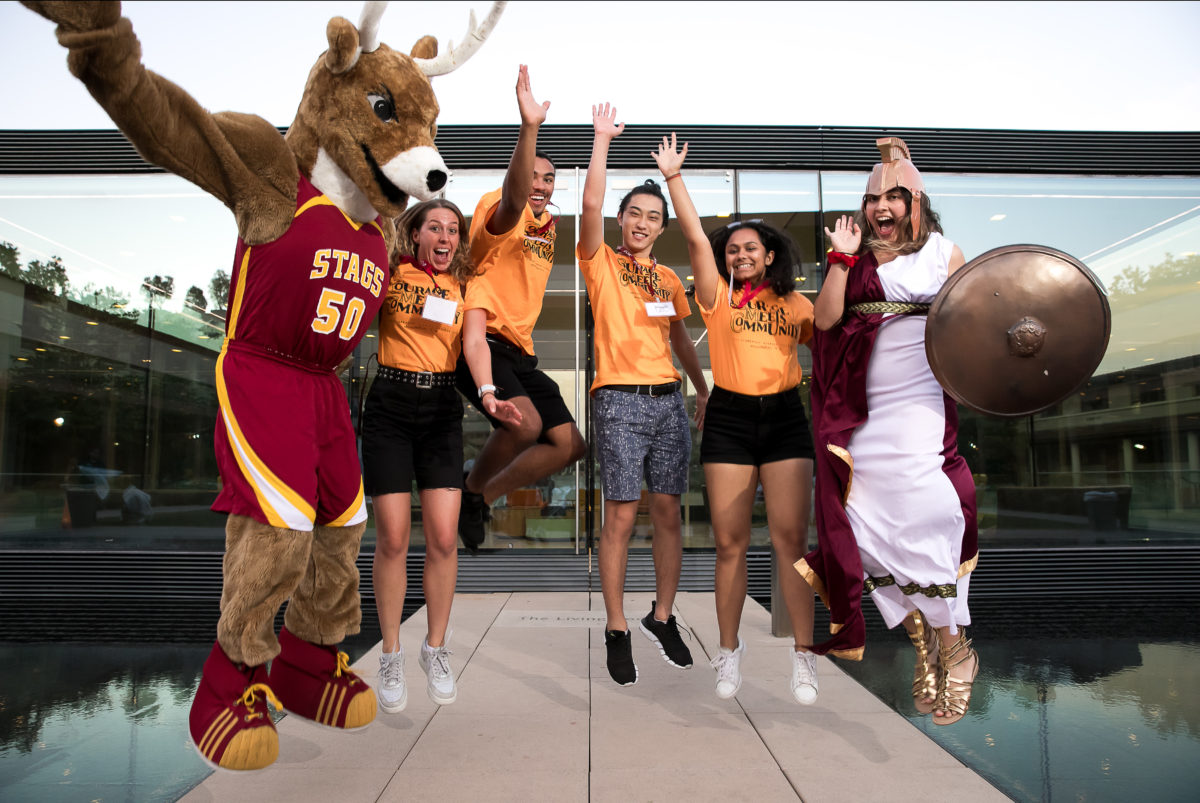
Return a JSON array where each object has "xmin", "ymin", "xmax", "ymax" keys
[{"xmin": 925, "ymin": 244, "xmax": 1111, "ymax": 417}]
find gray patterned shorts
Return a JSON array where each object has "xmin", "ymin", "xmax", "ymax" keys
[{"xmin": 593, "ymin": 388, "xmax": 691, "ymax": 501}]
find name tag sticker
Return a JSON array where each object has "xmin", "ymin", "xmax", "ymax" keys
[
  {"xmin": 645, "ymin": 301, "xmax": 675, "ymax": 318},
  {"xmin": 422, "ymin": 294, "xmax": 457, "ymax": 325}
]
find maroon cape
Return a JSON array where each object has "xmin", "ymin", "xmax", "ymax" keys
[{"xmin": 798, "ymin": 252, "xmax": 978, "ymax": 659}]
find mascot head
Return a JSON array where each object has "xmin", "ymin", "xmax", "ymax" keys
[{"xmin": 287, "ymin": 1, "xmax": 505, "ymax": 223}]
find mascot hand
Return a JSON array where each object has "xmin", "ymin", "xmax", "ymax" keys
[{"xmin": 21, "ymin": 1, "xmax": 120, "ymax": 33}]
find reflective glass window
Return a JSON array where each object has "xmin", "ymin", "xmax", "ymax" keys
[{"xmin": 1, "ymin": 174, "xmax": 231, "ymax": 545}]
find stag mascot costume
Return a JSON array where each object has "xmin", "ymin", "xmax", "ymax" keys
[{"xmin": 22, "ymin": 0, "xmax": 504, "ymax": 771}]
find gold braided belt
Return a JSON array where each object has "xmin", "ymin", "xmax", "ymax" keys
[{"xmin": 849, "ymin": 301, "xmax": 931, "ymax": 315}]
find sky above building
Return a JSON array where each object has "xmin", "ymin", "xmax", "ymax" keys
[{"xmin": 2, "ymin": 0, "xmax": 1199, "ymax": 132}]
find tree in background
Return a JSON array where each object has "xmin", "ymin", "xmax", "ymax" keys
[
  {"xmin": 1107, "ymin": 251, "xmax": 1200, "ymax": 302},
  {"xmin": 1, "ymin": 241, "xmax": 71, "ymax": 296},
  {"xmin": 68, "ymin": 282, "xmax": 140, "ymax": 321},
  {"xmin": 141, "ymin": 274, "xmax": 174, "ymax": 307},
  {"xmin": 184, "ymin": 285, "xmax": 208, "ymax": 313},
  {"xmin": 23, "ymin": 257, "xmax": 69, "ymax": 296},
  {"xmin": 0, "ymin": 241, "xmax": 20, "ymax": 278},
  {"xmin": 208, "ymin": 269, "xmax": 230, "ymax": 312}
]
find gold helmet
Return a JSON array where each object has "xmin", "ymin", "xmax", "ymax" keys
[{"xmin": 866, "ymin": 137, "xmax": 925, "ymax": 240}]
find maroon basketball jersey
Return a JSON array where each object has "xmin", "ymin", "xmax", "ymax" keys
[{"xmin": 225, "ymin": 173, "xmax": 388, "ymax": 369}]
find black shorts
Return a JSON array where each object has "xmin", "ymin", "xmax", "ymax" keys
[
  {"xmin": 455, "ymin": 335, "xmax": 575, "ymax": 434},
  {"xmin": 361, "ymin": 378, "xmax": 464, "ymax": 494},
  {"xmin": 700, "ymin": 385, "xmax": 815, "ymax": 466}
]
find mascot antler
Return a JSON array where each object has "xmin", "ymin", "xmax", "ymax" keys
[
  {"xmin": 358, "ymin": 1, "xmax": 389, "ymax": 54},
  {"xmin": 412, "ymin": 1, "xmax": 507, "ymax": 76}
]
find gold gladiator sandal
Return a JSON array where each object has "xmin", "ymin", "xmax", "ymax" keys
[
  {"xmin": 906, "ymin": 611, "xmax": 939, "ymax": 715},
  {"xmin": 933, "ymin": 631, "xmax": 979, "ymax": 726}
]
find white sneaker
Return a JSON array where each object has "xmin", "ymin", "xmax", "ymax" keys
[
  {"xmin": 419, "ymin": 638, "xmax": 457, "ymax": 705},
  {"xmin": 791, "ymin": 649, "xmax": 819, "ymax": 705},
  {"xmin": 377, "ymin": 648, "xmax": 407, "ymax": 713},
  {"xmin": 710, "ymin": 638, "xmax": 745, "ymax": 699}
]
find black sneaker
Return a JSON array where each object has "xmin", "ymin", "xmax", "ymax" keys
[
  {"xmin": 604, "ymin": 629, "xmax": 638, "ymax": 686},
  {"xmin": 639, "ymin": 601, "xmax": 693, "ymax": 668},
  {"xmin": 459, "ymin": 474, "xmax": 486, "ymax": 551}
]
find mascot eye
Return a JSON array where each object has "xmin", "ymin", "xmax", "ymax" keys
[{"xmin": 368, "ymin": 93, "xmax": 395, "ymax": 123}]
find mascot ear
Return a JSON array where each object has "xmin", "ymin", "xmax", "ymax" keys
[
  {"xmin": 324, "ymin": 16, "xmax": 362, "ymax": 75},
  {"xmin": 410, "ymin": 35, "xmax": 438, "ymax": 59}
]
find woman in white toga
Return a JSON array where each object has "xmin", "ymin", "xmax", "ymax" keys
[{"xmin": 798, "ymin": 137, "xmax": 980, "ymax": 726}]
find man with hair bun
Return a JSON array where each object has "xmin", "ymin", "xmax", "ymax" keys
[{"xmin": 579, "ymin": 102, "xmax": 709, "ymax": 687}]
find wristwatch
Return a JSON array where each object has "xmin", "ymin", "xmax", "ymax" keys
[{"xmin": 478, "ymin": 384, "xmax": 497, "ymax": 398}]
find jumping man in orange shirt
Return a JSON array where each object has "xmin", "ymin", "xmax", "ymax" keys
[{"xmin": 455, "ymin": 66, "xmax": 586, "ymax": 548}]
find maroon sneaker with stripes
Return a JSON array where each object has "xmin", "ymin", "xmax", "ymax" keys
[
  {"xmin": 189, "ymin": 641, "xmax": 281, "ymax": 771},
  {"xmin": 269, "ymin": 627, "xmax": 376, "ymax": 729}
]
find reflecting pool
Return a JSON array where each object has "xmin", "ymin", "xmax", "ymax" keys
[
  {"xmin": 837, "ymin": 637, "xmax": 1200, "ymax": 802},
  {"xmin": 0, "ymin": 632, "xmax": 379, "ymax": 802}
]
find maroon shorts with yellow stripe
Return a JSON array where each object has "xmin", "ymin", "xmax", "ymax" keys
[{"xmin": 212, "ymin": 343, "xmax": 365, "ymax": 531}]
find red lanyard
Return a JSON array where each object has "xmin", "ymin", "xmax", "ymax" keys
[
  {"xmin": 397, "ymin": 254, "xmax": 440, "ymax": 290},
  {"xmin": 529, "ymin": 212, "xmax": 557, "ymax": 238},
  {"xmin": 733, "ymin": 280, "xmax": 769, "ymax": 309},
  {"xmin": 617, "ymin": 246, "xmax": 662, "ymax": 302}
]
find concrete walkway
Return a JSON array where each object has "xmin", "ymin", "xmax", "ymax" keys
[{"xmin": 182, "ymin": 592, "xmax": 1006, "ymax": 802}]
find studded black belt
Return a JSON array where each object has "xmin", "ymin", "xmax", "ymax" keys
[{"xmin": 375, "ymin": 365, "xmax": 456, "ymax": 389}]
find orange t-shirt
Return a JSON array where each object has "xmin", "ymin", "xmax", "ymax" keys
[
  {"xmin": 466, "ymin": 188, "xmax": 556, "ymax": 356},
  {"xmin": 577, "ymin": 242, "xmax": 690, "ymax": 392},
  {"xmin": 698, "ymin": 277, "xmax": 814, "ymax": 395},
  {"xmin": 376, "ymin": 261, "xmax": 487, "ymax": 373}
]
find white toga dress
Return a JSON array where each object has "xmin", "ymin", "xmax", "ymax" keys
[{"xmin": 844, "ymin": 232, "xmax": 971, "ymax": 633}]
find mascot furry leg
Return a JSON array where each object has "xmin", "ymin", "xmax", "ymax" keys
[{"xmin": 191, "ymin": 517, "xmax": 373, "ymax": 770}]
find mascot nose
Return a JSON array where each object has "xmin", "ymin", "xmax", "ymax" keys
[{"xmin": 426, "ymin": 170, "xmax": 448, "ymax": 193}]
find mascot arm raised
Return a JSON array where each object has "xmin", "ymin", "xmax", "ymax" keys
[
  {"xmin": 25, "ymin": 0, "xmax": 507, "ymax": 248},
  {"xmin": 23, "ymin": 0, "xmax": 299, "ymax": 244}
]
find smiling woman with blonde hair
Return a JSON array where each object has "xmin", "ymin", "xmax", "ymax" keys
[{"xmin": 363, "ymin": 198, "xmax": 521, "ymax": 714}]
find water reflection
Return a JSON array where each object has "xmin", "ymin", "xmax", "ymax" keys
[
  {"xmin": 0, "ymin": 632, "xmax": 379, "ymax": 802},
  {"xmin": 0, "ymin": 643, "xmax": 209, "ymax": 802},
  {"xmin": 837, "ymin": 638, "xmax": 1200, "ymax": 802}
]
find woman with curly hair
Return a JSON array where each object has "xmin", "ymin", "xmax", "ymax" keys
[
  {"xmin": 363, "ymin": 199, "xmax": 521, "ymax": 713},
  {"xmin": 799, "ymin": 137, "xmax": 980, "ymax": 726},
  {"xmin": 652, "ymin": 134, "xmax": 819, "ymax": 703}
]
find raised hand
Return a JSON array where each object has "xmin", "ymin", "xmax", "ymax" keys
[
  {"xmin": 824, "ymin": 215, "xmax": 862, "ymax": 255},
  {"xmin": 515, "ymin": 64, "xmax": 549, "ymax": 127},
  {"xmin": 592, "ymin": 103, "xmax": 625, "ymax": 139},
  {"xmin": 652, "ymin": 132, "xmax": 688, "ymax": 177}
]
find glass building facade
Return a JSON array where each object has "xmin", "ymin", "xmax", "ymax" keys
[{"xmin": 1, "ymin": 127, "xmax": 1198, "ymax": 572}]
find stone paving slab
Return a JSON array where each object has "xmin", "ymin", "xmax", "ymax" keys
[{"xmin": 183, "ymin": 592, "xmax": 1008, "ymax": 802}]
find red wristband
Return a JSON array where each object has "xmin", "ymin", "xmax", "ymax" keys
[{"xmin": 827, "ymin": 251, "xmax": 859, "ymax": 269}]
